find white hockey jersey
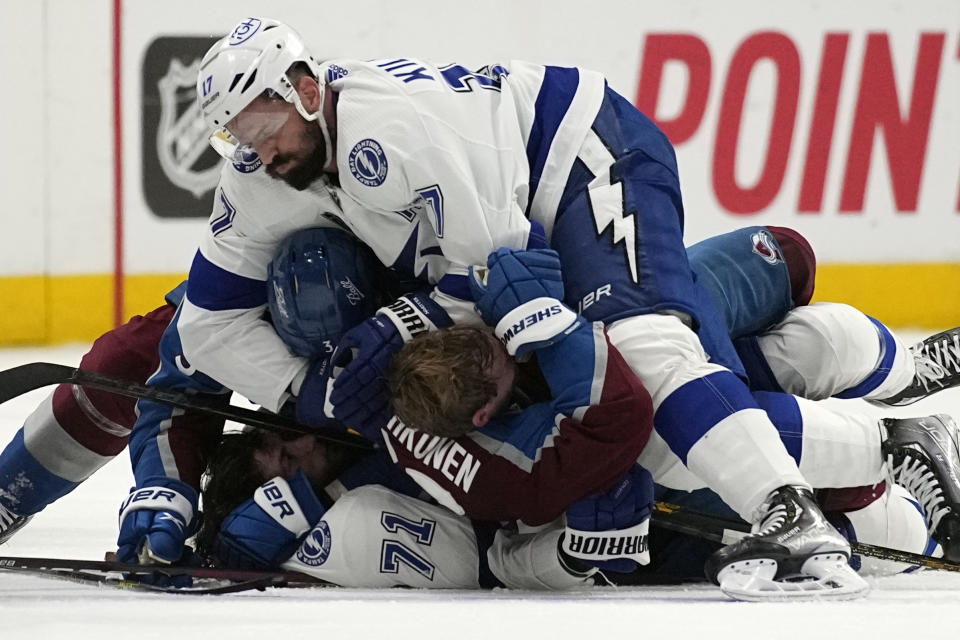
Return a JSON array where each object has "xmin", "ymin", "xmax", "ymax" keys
[
  {"xmin": 177, "ymin": 165, "xmax": 343, "ymax": 411},
  {"xmin": 179, "ymin": 58, "xmax": 608, "ymax": 411},
  {"xmin": 282, "ymin": 484, "xmax": 591, "ymax": 590},
  {"xmin": 327, "ymin": 57, "xmax": 604, "ymax": 271}
]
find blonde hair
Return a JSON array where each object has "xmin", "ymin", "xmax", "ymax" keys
[{"xmin": 388, "ymin": 327, "xmax": 499, "ymax": 437}]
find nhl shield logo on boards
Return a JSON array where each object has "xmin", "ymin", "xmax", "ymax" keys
[
  {"xmin": 157, "ymin": 57, "xmax": 223, "ymax": 198},
  {"xmin": 142, "ymin": 35, "xmax": 222, "ymax": 219}
]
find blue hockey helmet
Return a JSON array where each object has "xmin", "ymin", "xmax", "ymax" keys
[{"xmin": 267, "ymin": 227, "xmax": 384, "ymax": 358}]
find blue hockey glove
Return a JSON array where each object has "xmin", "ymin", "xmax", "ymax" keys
[
  {"xmin": 468, "ymin": 247, "xmax": 566, "ymax": 325},
  {"xmin": 214, "ymin": 471, "xmax": 327, "ymax": 570},
  {"xmin": 560, "ymin": 465, "xmax": 653, "ymax": 574},
  {"xmin": 294, "ymin": 353, "xmax": 342, "ymax": 430},
  {"xmin": 469, "ymin": 248, "xmax": 580, "ymax": 357},
  {"xmin": 117, "ymin": 478, "xmax": 198, "ymax": 566},
  {"xmin": 324, "ymin": 293, "xmax": 451, "ymax": 438}
]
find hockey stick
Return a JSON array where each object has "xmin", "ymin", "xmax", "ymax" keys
[
  {"xmin": 652, "ymin": 501, "xmax": 960, "ymax": 573},
  {"xmin": 0, "ymin": 362, "xmax": 373, "ymax": 450},
  {"xmin": 7, "ymin": 567, "xmax": 292, "ymax": 594},
  {"xmin": 0, "ymin": 555, "xmax": 331, "ymax": 594}
]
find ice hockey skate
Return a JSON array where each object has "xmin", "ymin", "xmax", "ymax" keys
[
  {"xmin": 882, "ymin": 414, "xmax": 960, "ymax": 561},
  {"xmin": 880, "ymin": 327, "xmax": 960, "ymax": 406},
  {"xmin": 704, "ymin": 485, "xmax": 869, "ymax": 601},
  {"xmin": 0, "ymin": 502, "xmax": 30, "ymax": 545}
]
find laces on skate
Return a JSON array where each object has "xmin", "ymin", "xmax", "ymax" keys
[
  {"xmin": 881, "ymin": 328, "xmax": 960, "ymax": 406},
  {"xmin": 881, "ymin": 414, "xmax": 960, "ymax": 560},
  {"xmin": 886, "ymin": 454, "xmax": 949, "ymax": 536},
  {"xmin": 916, "ymin": 330, "xmax": 960, "ymax": 389}
]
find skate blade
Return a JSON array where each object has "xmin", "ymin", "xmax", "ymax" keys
[{"xmin": 717, "ymin": 553, "xmax": 870, "ymax": 602}]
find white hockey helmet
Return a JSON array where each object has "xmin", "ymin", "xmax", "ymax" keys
[{"xmin": 197, "ymin": 17, "xmax": 331, "ymax": 164}]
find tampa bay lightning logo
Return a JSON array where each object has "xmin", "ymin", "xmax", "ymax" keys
[
  {"xmin": 348, "ymin": 139, "xmax": 388, "ymax": 187},
  {"xmin": 232, "ymin": 146, "xmax": 263, "ymax": 173},
  {"xmin": 229, "ymin": 18, "xmax": 261, "ymax": 46},
  {"xmin": 296, "ymin": 522, "xmax": 332, "ymax": 567}
]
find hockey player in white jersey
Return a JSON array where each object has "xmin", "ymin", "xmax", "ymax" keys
[{"xmin": 182, "ymin": 17, "xmax": 960, "ymax": 597}]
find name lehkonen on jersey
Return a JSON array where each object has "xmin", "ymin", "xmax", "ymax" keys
[{"xmin": 384, "ymin": 418, "xmax": 481, "ymax": 492}]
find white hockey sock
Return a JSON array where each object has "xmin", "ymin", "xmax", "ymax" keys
[
  {"xmin": 685, "ymin": 408, "xmax": 808, "ymax": 521},
  {"xmin": 608, "ymin": 314, "xmax": 807, "ymax": 522},
  {"xmin": 795, "ymin": 397, "xmax": 885, "ymax": 487},
  {"xmin": 757, "ymin": 302, "xmax": 913, "ymax": 400}
]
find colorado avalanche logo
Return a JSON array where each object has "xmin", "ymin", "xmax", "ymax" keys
[
  {"xmin": 232, "ymin": 146, "xmax": 263, "ymax": 173},
  {"xmin": 751, "ymin": 229, "xmax": 783, "ymax": 265},
  {"xmin": 296, "ymin": 522, "xmax": 332, "ymax": 567},
  {"xmin": 348, "ymin": 139, "xmax": 388, "ymax": 187}
]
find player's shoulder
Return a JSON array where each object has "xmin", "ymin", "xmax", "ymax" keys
[
  {"xmin": 476, "ymin": 403, "xmax": 557, "ymax": 457},
  {"xmin": 326, "ymin": 57, "xmax": 443, "ymax": 92},
  {"xmin": 329, "ymin": 57, "xmax": 455, "ymax": 133},
  {"xmin": 330, "ymin": 484, "xmax": 411, "ymax": 516},
  {"xmin": 334, "ymin": 484, "xmax": 450, "ymax": 524},
  {"xmin": 334, "ymin": 123, "xmax": 416, "ymax": 213}
]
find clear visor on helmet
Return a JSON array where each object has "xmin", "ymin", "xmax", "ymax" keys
[
  {"xmin": 207, "ymin": 101, "xmax": 293, "ymax": 162},
  {"xmin": 208, "ymin": 128, "xmax": 250, "ymax": 163}
]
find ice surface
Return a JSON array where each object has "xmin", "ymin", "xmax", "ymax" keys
[{"xmin": 2, "ymin": 339, "xmax": 960, "ymax": 639}]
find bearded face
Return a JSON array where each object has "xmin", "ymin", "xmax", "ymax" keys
[
  {"xmin": 263, "ymin": 114, "xmax": 327, "ymax": 190},
  {"xmin": 228, "ymin": 94, "xmax": 328, "ymax": 191}
]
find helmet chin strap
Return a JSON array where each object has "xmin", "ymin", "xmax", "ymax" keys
[{"xmin": 290, "ymin": 89, "xmax": 334, "ymax": 170}]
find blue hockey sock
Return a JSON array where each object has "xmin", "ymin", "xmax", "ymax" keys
[{"xmin": 0, "ymin": 429, "xmax": 80, "ymax": 516}]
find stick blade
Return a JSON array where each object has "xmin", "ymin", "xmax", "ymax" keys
[{"xmin": 0, "ymin": 363, "xmax": 75, "ymax": 404}]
